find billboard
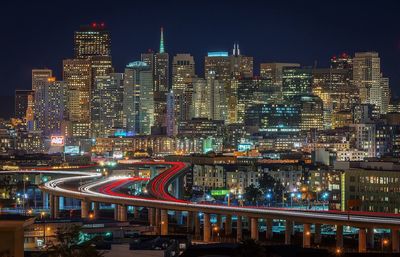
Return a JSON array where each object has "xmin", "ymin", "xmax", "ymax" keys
[
  {"xmin": 50, "ymin": 136, "xmax": 64, "ymax": 146},
  {"xmin": 64, "ymin": 146, "xmax": 80, "ymax": 155}
]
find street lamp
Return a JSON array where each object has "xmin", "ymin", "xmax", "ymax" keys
[
  {"xmin": 41, "ymin": 212, "xmax": 47, "ymax": 246},
  {"xmin": 266, "ymin": 193, "xmax": 272, "ymax": 207},
  {"xmin": 290, "ymin": 193, "xmax": 295, "ymax": 207},
  {"xmin": 382, "ymin": 238, "xmax": 389, "ymax": 252}
]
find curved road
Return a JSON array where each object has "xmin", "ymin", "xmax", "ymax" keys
[{"xmin": 26, "ymin": 161, "xmax": 400, "ymax": 230}]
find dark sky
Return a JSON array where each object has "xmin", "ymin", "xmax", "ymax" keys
[{"xmin": 1, "ymin": 0, "xmax": 400, "ymax": 118}]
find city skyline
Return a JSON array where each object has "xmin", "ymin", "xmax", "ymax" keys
[{"xmin": 2, "ymin": 1, "xmax": 400, "ymax": 119}]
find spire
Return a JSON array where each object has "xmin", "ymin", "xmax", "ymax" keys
[
  {"xmin": 237, "ymin": 42, "xmax": 240, "ymax": 56},
  {"xmin": 159, "ymin": 27, "xmax": 165, "ymax": 53}
]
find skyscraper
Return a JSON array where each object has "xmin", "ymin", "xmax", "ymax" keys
[
  {"xmin": 63, "ymin": 59, "xmax": 92, "ymax": 126},
  {"xmin": 34, "ymin": 77, "xmax": 67, "ymax": 136},
  {"xmin": 15, "ymin": 90, "xmax": 34, "ymax": 120},
  {"xmin": 32, "ymin": 69, "xmax": 52, "ymax": 91},
  {"xmin": 352, "ymin": 52, "xmax": 381, "ymax": 106},
  {"xmin": 123, "ymin": 61, "xmax": 154, "ymax": 135},
  {"xmin": 282, "ymin": 67, "xmax": 312, "ymax": 100},
  {"xmin": 230, "ymin": 43, "xmax": 253, "ymax": 78},
  {"xmin": 172, "ymin": 54, "xmax": 196, "ymax": 92},
  {"xmin": 91, "ymin": 73, "xmax": 124, "ymax": 137},
  {"xmin": 260, "ymin": 63, "xmax": 300, "ymax": 101},
  {"xmin": 74, "ymin": 22, "xmax": 111, "ymax": 59}
]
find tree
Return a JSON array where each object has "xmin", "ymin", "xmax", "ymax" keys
[
  {"xmin": 41, "ymin": 225, "xmax": 104, "ymax": 257},
  {"xmin": 258, "ymin": 173, "xmax": 286, "ymax": 204},
  {"xmin": 244, "ymin": 184, "xmax": 262, "ymax": 205}
]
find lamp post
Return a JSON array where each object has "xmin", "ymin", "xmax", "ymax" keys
[
  {"xmin": 290, "ymin": 193, "xmax": 295, "ymax": 207},
  {"xmin": 41, "ymin": 212, "xmax": 46, "ymax": 246}
]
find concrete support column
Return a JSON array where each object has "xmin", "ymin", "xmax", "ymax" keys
[
  {"xmin": 160, "ymin": 209, "xmax": 168, "ymax": 235},
  {"xmin": 134, "ymin": 207, "xmax": 140, "ymax": 219},
  {"xmin": 285, "ymin": 220, "xmax": 292, "ymax": 245},
  {"xmin": 93, "ymin": 202, "xmax": 100, "ymax": 219},
  {"xmin": 187, "ymin": 211, "xmax": 194, "ymax": 232},
  {"xmin": 14, "ymin": 227, "xmax": 25, "ymax": 257},
  {"xmin": 155, "ymin": 208, "xmax": 161, "ymax": 234},
  {"xmin": 367, "ymin": 228, "xmax": 374, "ymax": 249},
  {"xmin": 81, "ymin": 200, "xmax": 90, "ymax": 219},
  {"xmin": 225, "ymin": 214, "xmax": 232, "ymax": 236},
  {"xmin": 392, "ymin": 229, "xmax": 399, "ymax": 253},
  {"xmin": 49, "ymin": 194, "xmax": 54, "ymax": 218},
  {"xmin": 118, "ymin": 205, "xmax": 127, "ymax": 222},
  {"xmin": 358, "ymin": 228, "xmax": 367, "ymax": 253},
  {"xmin": 148, "ymin": 208, "xmax": 155, "ymax": 226},
  {"xmin": 266, "ymin": 219, "xmax": 273, "ymax": 240},
  {"xmin": 236, "ymin": 215, "xmax": 243, "ymax": 242},
  {"xmin": 216, "ymin": 214, "xmax": 222, "ymax": 228},
  {"xmin": 336, "ymin": 225, "xmax": 343, "ymax": 249},
  {"xmin": 114, "ymin": 205, "xmax": 119, "ymax": 220},
  {"xmin": 303, "ymin": 224, "xmax": 311, "ymax": 248},
  {"xmin": 194, "ymin": 212, "xmax": 201, "ymax": 238},
  {"xmin": 250, "ymin": 217, "xmax": 259, "ymax": 241},
  {"xmin": 203, "ymin": 213, "xmax": 211, "ymax": 242},
  {"xmin": 314, "ymin": 224, "xmax": 322, "ymax": 244}
]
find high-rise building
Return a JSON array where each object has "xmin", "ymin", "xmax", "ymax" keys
[
  {"xmin": 230, "ymin": 43, "xmax": 253, "ymax": 78},
  {"xmin": 192, "ymin": 73, "xmax": 226, "ymax": 121},
  {"xmin": 123, "ymin": 61, "xmax": 154, "ymax": 135},
  {"xmin": 34, "ymin": 77, "xmax": 67, "ymax": 136},
  {"xmin": 91, "ymin": 73, "xmax": 124, "ymax": 137},
  {"xmin": 260, "ymin": 63, "xmax": 300, "ymax": 101},
  {"xmin": 141, "ymin": 28, "xmax": 169, "ymax": 129},
  {"xmin": 282, "ymin": 67, "xmax": 312, "ymax": 100},
  {"xmin": 15, "ymin": 90, "xmax": 34, "ymax": 119},
  {"xmin": 74, "ymin": 22, "xmax": 111, "ymax": 59},
  {"xmin": 32, "ymin": 69, "xmax": 52, "ymax": 91},
  {"xmin": 296, "ymin": 95, "xmax": 324, "ymax": 131},
  {"xmin": 63, "ymin": 59, "xmax": 92, "ymax": 123},
  {"xmin": 172, "ymin": 53, "xmax": 196, "ymax": 92},
  {"xmin": 378, "ymin": 77, "xmax": 390, "ymax": 114},
  {"xmin": 352, "ymin": 52, "xmax": 381, "ymax": 106}
]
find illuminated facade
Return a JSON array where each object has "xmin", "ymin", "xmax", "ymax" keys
[
  {"xmin": 15, "ymin": 90, "xmax": 34, "ymax": 120},
  {"xmin": 282, "ymin": 68, "xmax": 312, "ymax": 100},
  {"xmin": 297, "ymin": 95, "xmax": 324, "ymax": 131},
  {"xmin": 123, "ymin": 61, "xmax": 154, "ymax": 135},
  {"xmin": 31, "ymin": 69, "xmax": 52, "ymax": 91},
  {"xmin": 74, "ymin": 23, "xmax": 111, "ymax": 59}
]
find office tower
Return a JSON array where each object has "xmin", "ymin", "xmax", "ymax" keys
[
  {"xmin": 166, "ymin": 91, "xmax": 175, "ymax": 136},
  {"xmin": 123, "ymin": 61, "xmax": 154, "ymax": 135},
  {"xmin": 32, "ymin": 69, "xmax": 52, "ymax": 91},
  {"xmin": 352, "ymin": 52, "xmax": 381, "ymax": 106},
  {"xmin": 74, "ymin": 22, "xmax": 111, "ymax": 59},
  {"xmin": 15, "ymin": 90, "xmax": 34, "ymax": 119},
  {"xmin": 230, "ymin": 43, "xmax": 253, "ymax": 78},
  {"xmin": 351, "ymin": 123, "xmax": 377, "ymax": 157},
  {"xmin": 34, "ymin": 77, "xmax": 67, "ymax": 136},
  {"xmin": 378, "ymin": 77, "xmax": 390, "ymax": 114},
  {"xmin": 192, "ymin": 73, "xmax": 226, "ymax": 121},
  {"xmin": 172, "ymin": 53, "xmax": 196, "ymax": 126},
  {"xmin": 260, "ymin": 63, "xmax": 300, "ymax": 101},
  {"xmin": 282, "ymin": 67, "xmax": 312, "ymax": 100},
  {"xmin": 330, "ymin": 53, "xmax": 353, "ymax": 70},
  {"xmin": 296, "ymin": 95, "xmax": 324, "ymax": 131},
  {"xmin": 63, "ymin": 59, "xmax": 92, "ymax": 123},
  {"xmin": 245, "ymin": 103, "xmax": 301, "ymax": 132},
  {"xmin": 236, "ymin": 77, "xmax": 272, "ymax": 123},
  {"xmin": 91, "ymin": 73, "xmax": 124, "ymax": 137},
  {"xmin": 172, "ymin": 54, "xmax": 196, "ymax": 92},
  {"xmin": 312, "ymin": 68, "xmax": 357, "ymax": 129}
]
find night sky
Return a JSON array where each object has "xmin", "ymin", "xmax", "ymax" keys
[{"xmin": 1, "ymin": 0, "xmax": 400, "ymax": 118}]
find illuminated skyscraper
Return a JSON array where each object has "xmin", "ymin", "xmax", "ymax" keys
[
  {"xmin": 123, "ymin": 61, "xmax": 154, "ymax": 135},
  {"xmin": 15, "ymin": 90, "xmax": 34, "ymax": 120},
  {"xmin": 297, "ymin": 95, "xmax": 324, "ymax": 131},
  {"xmin": 31, "ymin": 69, "xmax": 52, "ymax": 91},
  {"xmin": 282, "ymin": 67, "xmax": 312, "ymax": 100},
  {"xmin": 63, "ymin": 59, "xmax": 92, "ymax": 123},
  {"xmin": 141, "ymin": 28, "xmax": 169, "ymax": 129},
  {"xmin": 91, "ymin": 73, "xmax": 124, "ymax": 137},
  {"xmin": 230, "ymin": 43, "xmax": 253, "ymax": 78},
  {"xmin": 172, "ymin": 53, "xmax": 196, "ymax": 92},
  {"xmin": 74, "ymin": 22, "xmax": 111, "ymax": 59},
  {"xmin": 34, "ymin": 77, "xmax": 68, "ymax": 136},
  {"xmin": 260, "ymin": 63, "xmax": 300, "ymax": 101}
]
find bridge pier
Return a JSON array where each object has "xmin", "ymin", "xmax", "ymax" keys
[
  {"xmin": 285, "ymin": 220, "xmax": 292, "ymax": 245},
  {"xmin": 250, "ymin": 217, "xmax": 258, "ymax": 241},
  {"xmin": 225, "ymin": 214, "xmax": 232, "ymax": 236},
  {"xmin": 160, "ymin": 209, "xmax": 168, "ymax": 235},
  {"xmin": 303, "ymin": 224, "xmax": 311, "ymax": 248},
  {"xmin": 133, "ymin": 207, "xmax": 140, "ymax": 219},
  {"xmin": 203, "ymin": 213, "xmax": 211, "ymax": 242},
  {"xmin": 236, "ymin": 215, "xmax": 242, "ymax": 242},
  {"xmin": 148, "ymin": 208, "xmax": 155, "ymax": 226},
  {"xmin": 50, "ymin": 195, "xmax": 59, "ymax": 219},
  {"xmin": 216, "ymin": 214, "xmax": 222, "ymax": 229},
  {"xmin": 336, "ymin": 225, "xmax": 343, "ymax": 249},
  {"xmin": 117, "ymin": 205, "xmax": 127, "ymax": 222},
  {"xmin": 93, "ymin": 202, "xmax": 100, "ymax": 219},
  {"xmin": 314, "ymin": 224, "xmax": 321, "ymax": 244},
  {"xmin": 186, "ymin": 211, "xmax": 194, "ymax": 232},
  {"xmin": 358, "ymin": 228, "xmax": 367, "ymax": 253},
  {"xmin": 194, "ymin": 212, "xmax": 201, "ymax": 238},
  {"xmin": 81, "ymin": 200, "xmax": 90, "ymax": 219},
  {"xmin": 367, "ymin": 228, "xmax": 374, "ymax": 249},
  {"xmin": 266, "ymin": 219, "xmax": 273, "ymax": 240},
  {"xmin": 392, "ymin": 229, "xmax": 399, "ymax": 253},
  {"xmin": 155, "ymin": 208, "xmax": 161, "ymax": 234}
]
